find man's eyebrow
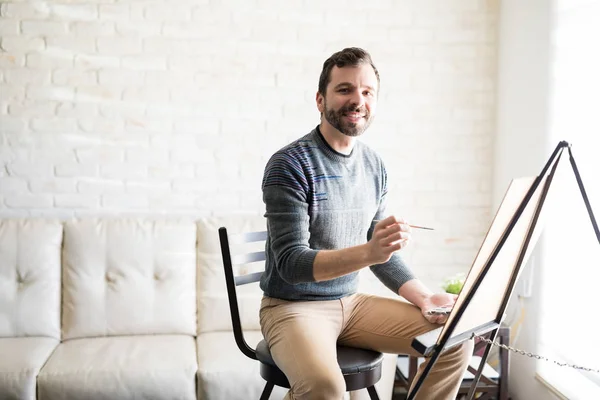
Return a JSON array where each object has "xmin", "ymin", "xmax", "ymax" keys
[{"xmin": 333, "ymin": 82, "xmax": 376, "ymax": 91}]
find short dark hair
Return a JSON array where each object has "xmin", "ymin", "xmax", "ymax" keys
[{"xmin": 318, "ymin": 47, "xmax": 380, "ymax": 96}]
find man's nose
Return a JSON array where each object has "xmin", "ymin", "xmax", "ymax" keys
[{"xmin": 349, "ymin": 90, "xmax": 365, "ymax": 108}]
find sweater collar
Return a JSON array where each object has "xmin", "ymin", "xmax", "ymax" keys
[{"xmin": 312, "ymin": 126, "xmax": 356, "ymax": 163}]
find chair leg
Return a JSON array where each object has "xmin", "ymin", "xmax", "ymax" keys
[
  {"xmin": 366, "ymin": 385, "xmax": 380, "ymax": 400},
  {"xmin": 259, "ymin": 381, "xmax": 275, "ymax": 400}
]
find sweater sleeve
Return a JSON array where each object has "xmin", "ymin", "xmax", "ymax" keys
[
  {"xmin": 367, "ymin": 165, "xmax": 416, "ymax": 293},
  {"xmin": 262, "ymin": 151, "xmax": 318, "ymax": 285}
]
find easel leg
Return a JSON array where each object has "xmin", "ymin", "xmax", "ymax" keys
[
  {"xmin": 499, "ymin": 327, "xmax": 510, "ymax": 400},
  {"xmin": 466, "ymin": 329, "xmax": 499, "ymax": 400}
]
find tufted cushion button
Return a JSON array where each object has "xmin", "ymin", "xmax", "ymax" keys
[
  {"xmin": 153, "ymin": 271, "xmax": 164, "ymax": 281},
  {"xmin": 105, "ymin": 271, "xmax": 116, "ymax": 283}
]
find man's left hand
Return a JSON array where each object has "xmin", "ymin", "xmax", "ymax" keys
[{"xmin": 421, "ymin": 293, "xmax": 457, "ymax": 324}]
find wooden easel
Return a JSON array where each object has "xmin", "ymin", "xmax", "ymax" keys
[{"xmin": 407, "ymin": 141, "xmax": 599, "ymax": 400}]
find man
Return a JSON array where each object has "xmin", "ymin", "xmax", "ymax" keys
[{"xmin": 259, "ymin": 47, "xmax": 473, "ymax": 400}]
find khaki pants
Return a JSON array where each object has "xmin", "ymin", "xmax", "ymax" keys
[{"xmin": 259, "ymin": 293, "xmax": 473, "ymax": 400}]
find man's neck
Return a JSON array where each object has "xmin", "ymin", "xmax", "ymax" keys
[{"xmin": 318, "ymin": 121, "xmax": 355, "ymax": 155}]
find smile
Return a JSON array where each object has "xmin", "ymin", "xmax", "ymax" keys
[{"xmin": 344, "ymin": 113, "xmax": 364, "ymax": 119}]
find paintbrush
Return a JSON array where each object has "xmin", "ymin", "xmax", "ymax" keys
[{"xmin": 373, "ymin": 220, "xmax": 434, "ymax": 231}]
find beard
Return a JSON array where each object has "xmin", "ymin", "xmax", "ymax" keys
[{"xmin": 323, "ymin": 100, "xmax": 372, "ymax": 137}]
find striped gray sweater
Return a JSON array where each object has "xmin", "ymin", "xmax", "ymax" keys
[{"xmin": 260, "ymin": 126, "xmax": 415, "ymax": 301}]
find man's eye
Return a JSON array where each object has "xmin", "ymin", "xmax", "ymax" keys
[{"xmin": 338, "ymin": 88, "xmax": 349, "ymax": 93}]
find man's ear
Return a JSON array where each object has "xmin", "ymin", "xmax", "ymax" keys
[{"xmin": 316, "ymin": 92, "xmax": 325, "ymax": 113}]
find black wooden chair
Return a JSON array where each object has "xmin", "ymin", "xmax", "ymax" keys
[{"xmin": 219, "ymin": 226, "xmax": 384, "ymax": 400}]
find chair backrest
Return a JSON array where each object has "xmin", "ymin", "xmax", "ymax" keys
[{"xmin": 218, "ymin": 227, "xmax": 268, "ymax": 361}]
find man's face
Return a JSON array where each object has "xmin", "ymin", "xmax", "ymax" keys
[{"xmin": 317, "ymin": 63, "xmax": 378, "ymax": 137}]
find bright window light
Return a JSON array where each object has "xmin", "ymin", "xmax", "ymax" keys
[{"xmin": 538, "ymin": 1, "xmax": 600, "ymax": 398}]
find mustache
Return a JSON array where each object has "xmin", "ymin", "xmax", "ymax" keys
[{"xmin": 339, "ymin": 104, "xmax": 368, "ymax": 115}]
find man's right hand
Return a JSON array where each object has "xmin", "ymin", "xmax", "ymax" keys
[{"xmin": 367, "ymin": 216, "xmax": 411, "ymax": 264}]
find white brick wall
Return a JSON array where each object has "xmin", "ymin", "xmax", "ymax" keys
[{"xmin": 0, "ymin": 0, "xmax": 498, "ymax": 289}]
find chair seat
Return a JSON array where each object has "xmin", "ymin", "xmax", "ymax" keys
[{"xmin": 256, "ymin": 340, "xmax": 384, "ymax": 374}]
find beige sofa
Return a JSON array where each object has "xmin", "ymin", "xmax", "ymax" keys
[{"xmin": 0, "ymin": 216, "xmax": 398, "ymax": 400}]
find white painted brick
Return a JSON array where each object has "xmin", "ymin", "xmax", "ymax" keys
[
  {"xmin": 4, "ymin": 195, "xmax": 53, "ymax": 208},
  {"xmin": 47, "ymin": 36, "xmax": 96, "ymax": 53},
  {"xmin": 0, "ymin": 36, "xmax": 45, "ymax": 52},
  {"xmin": 170, "ymin": 146, "xmax": 213, "ymax": 163},
  {"xmin": 122, "ymin": 87, "xmax": 169, "ymax": 102},
  {"xmin": 128, "ymin": 3, "xmax": 145, "ymax": 22},
  {"xmin": 30, "ymin": 178, "xmax": 77, "ymax": 193},
  {"xmin": 145, "ymin": 71, "xmax": 195, "ymax": 86},
  {"xmin": 143, "ymin": 38, "xmax": 215, "ymax": 56},
  {"xmin": 77, "ymin": 179, "xmax": 125, "ymax": 194},
  {"xmin": 125, "ymin": 180, "xmax": 170, "ymax": 195},
  {"xmin": 457, "ymin": 192, "xmax": 490, "ymax": 207},
  {"xmin": 52, "ymin": 69, "xmax": 97, "ymax": 86},
  {"xmin": 8, "ymin": 101, "xmax": 57, "ymax": 117},
  {"xmin": 98, "ymin": 4, "xmax": 130, "ymax": 21},
  {"xmin": 148, "ymin": 164, "xmax": 195, "ymax": 179},
  {"xmin": 126, "ymin": 148, "xmax": 169, "ymax": 164},
  {"xmin": 388, "ymin": 28, "xmax": 434, "ymax": 43},
  {"xmin": 100, "ymin": 163, "xmax": 147, "ymax": 179},
  {"xmin": 97, "ymin": 37, "xmax": 141, "ymax": 55},
  {"xmin": 0, "ymin": 20, "xmax": 19, "ymax": 36},
  {"xmin": 55, "ymin": 194, "xmax": 99, "ymax": 208},
  {"xmin": 172, "ymin": 178, "xmax": 217, "ymax": 194},
  {"xmin": 1, "ymin": 2, "xmax": 51, "ymax": 19},
  {"xmin": 76, "ymin": 147, "xmax": 124, "ymax": 163},
  {"xmin": 75, "ymin": 85, "xmax": 121, "ymax": 102},
  {"xmin": 98, "ymin": 69, "xmax": 144, "ymax": 85},
  {"xmin": 78, "ymin": 118, "xmax": 124, "ymax": 134},
  {"xmin": 144, "ymin": 4, "xmax": 191, "ymax": 21},
  {"xmin": 55, "ymin": 163, "xmax": 98, "ymax": 178},
  {"xmin": 0, "ymin": 116, "xmax": 27, "ymax": 132},
  {"xmin": 74, "ymin": 53, "xmax": 120, "ymax": 69},
  {"xmin": 209, "ymin": 159, "xmax": 238, "ymax": 180},
  {"xmin": 124, "ymin": 118, "xmax": 171, "ymax": 134},
  {"xmin": 4, "ymin": 68, "xmax": 50, "ymax": 85},
  {"xmin": 30, "ymin": 117, "xmax": 77, "ymax": 133},
  {"xmin": 26, "ymin": 53, "xmax": 73, "ymax": 68},
  {"xmin": 436, "ymin": 0, "xmax": 480, "ymax": 11},
  {"xmin": 162, "ymin": 22, "xmax": 211, "ymax": 38},
  {"xmin": 21, "ymin": 20, "xmax": 68, "ymax": 36},
  {"xmin": 56, "ymin": 102, "xmax": 98, "ymax": 118},
  {"xmin": 0, "ymin": 53, "xmax": 25, "ymax": 68},
  {"xmin": 435, "ymin": 29, "xmax": 487, "ymax": 44},
  {"xmin": 191, "ymin": 7, "xmax": 230, "ymax": 23},
  {"xmin": 71, "ymin": 21, "xmax": 115, "ymax": 36},
  {"xmin": 148, "ymin": 194, "xmax": 196, "ymax": 209},
  {"xmin": 50, "ymin": 4, "xmax": 98, "ymax": 21},
  {"xmin": 122, "ymin": 56, "xmax": 166, "ymax": 71},
  {"xmin": 115, "ymin": 21, "xmax": 162, "ymax": 37},
  {"xmin": 251, "ymin": 24, "xmax": 297, "ymax": 41},
  {"xmin": 102, "ymin": 194, "xmax": 148, "ymax": 208},
  {"xmin": 99, "ymin": 103, "xmax": 145, "ymax": 119},
  {"xmin": 0, "ymin": 177, "xmax": 28, "ymax": 194}
]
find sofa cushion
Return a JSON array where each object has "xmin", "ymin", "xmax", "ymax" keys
[
  {"xmin": 0, "ymin": 219, "xmax": 62, "ymax": 339},
  {"xmin": 0, "ymin": 337, "xmax": 58, "ymax": 400},
  {"xmin": 38, "ymin": 335, "xmax": 197, "ymax": 400},
  {"xmin": 196, "ymin": 215, "xmax": 266, "ymax": 334},
  {"xmin": 197, "ymin": 330, "xmax": 288, "ymax": 400},
  {"xmin": 62, "ymin": 219, "xmax": 197, "ymax": 339}
]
